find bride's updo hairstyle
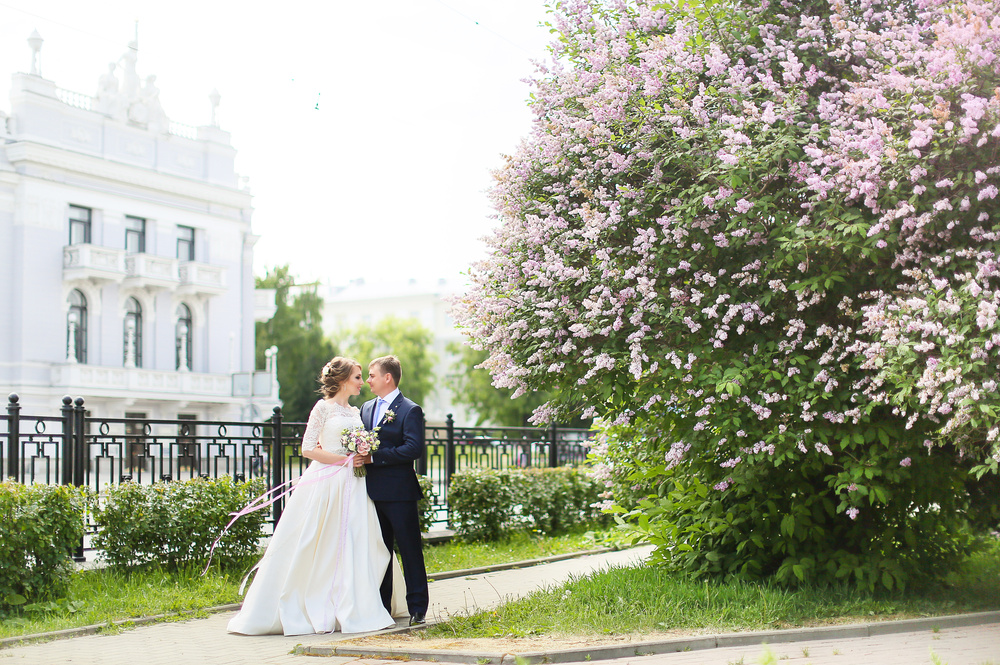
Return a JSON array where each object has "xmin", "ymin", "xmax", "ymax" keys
[{"xmin": 318, "ymin": 356, "xmax": 361, "ymax": 398}]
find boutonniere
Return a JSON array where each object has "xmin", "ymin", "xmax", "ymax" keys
[{"xmin": 383, "ymin": 409, "xmax": 396, "ymax": 424}]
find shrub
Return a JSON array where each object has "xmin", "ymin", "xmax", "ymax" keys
[
  {"xmin": 91, "ymin": 476, "xmax": 267, "ymax": 571},
  {"xmin": 451, "ymin": 0, "xmax": 1000, "ymax": 590},
  {"xmin": 448, "ymin": 466, "xmax": 606, "ymax": 541},
  {"xmin": 417, "ymin": 473, "xmax": 438, "ymax": 534},
  {"xmin": 519, "ymin": 467, "xmax": 607, "ymax": 535},
  {"xmin": 596, "ymin": 422, "xmax": 978, "ymax": 590},
  {"xmin": 449, "ymin": 468, "xmax": 517, "ymax": 542},
  {"xmin": 0, "ymin": 481, "xmax": 87, "ymax": 613}
]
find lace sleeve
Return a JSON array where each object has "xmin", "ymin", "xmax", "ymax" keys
[{"xmin": 301, "ymin": 400, "xmax": 328, "ymax": 452}]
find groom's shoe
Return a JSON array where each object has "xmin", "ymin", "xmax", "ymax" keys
[{"xmin": 409, "ymin": 613, "xmax": 426, "ymax": 626}]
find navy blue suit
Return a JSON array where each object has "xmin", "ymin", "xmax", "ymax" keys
[{"xmin": 362, "ymin": 392, "xmax": 428, "ymax": 616}]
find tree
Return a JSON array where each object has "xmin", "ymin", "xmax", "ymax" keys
[
  {"xmin": 332, "ymin": 317, "xmax": 437, "ymax": 409},
  {"xmin": 447, "ymin": 343, "xmax": 551, "ymax": 426},
  {"xmin": 447, "ymin": 342, "xmax": 591, "ymax": 427},
  {"xmin": 256, "ymin": 266, "xmax": 336, "ymax": 423},
  {"xmin": 453, "ymin": 0, "xmax": 1000, "ymax": 589}
]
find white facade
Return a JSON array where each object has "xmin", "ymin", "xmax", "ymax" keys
[
  {"xmin": 322, "ymin": 278, "xmax": 474, "ymax": 425},
  {"xmin": 0, "ymin": 34, "xmax": 278, "ymax": 421}
]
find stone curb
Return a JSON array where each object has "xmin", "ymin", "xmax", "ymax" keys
[
  {"xmin": 299, "ymin": 611, "xmax": 1000, "ymax": 664},
  {"xmin": 0, "ymin": 604, "xmax": 243, "ymax": 649},
  {"xmin": 0, "ymin": 549, "xmax": 612, "ymax": 649}
]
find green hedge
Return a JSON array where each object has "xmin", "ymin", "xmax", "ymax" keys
[
  {"xmin": 0, "ymin": 480, "xmax": 87, "ymax": 613},
  {"xmin": 417, "ymin": 474, "xmax": 437, "ymax": 534},
  {"xmin": 448, "ymin": 466, "xmax": 606, "ymax": 541},
  {"xmin": 91, "ymin": 476, "xmax": 268, "ymax": 571}
]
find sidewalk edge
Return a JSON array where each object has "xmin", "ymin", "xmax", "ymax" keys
[
  {"xmin": 0, "ymin": 604, "xmax": 242, "ymax": 650},
  {"xmin": 300, "ymin": 611, "xmax": 1000, "ymax": 664}
]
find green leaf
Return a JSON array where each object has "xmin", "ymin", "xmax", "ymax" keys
[{"xmin": 780, "ymin": 514, "xmax": 795, "ymax": 537}]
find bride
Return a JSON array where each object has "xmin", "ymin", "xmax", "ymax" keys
[{"xmin": 228, "ymin": 356, "xmax": 405, "ymax": 636}]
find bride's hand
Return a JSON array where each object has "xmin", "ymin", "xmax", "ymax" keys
[{"xmin": 353, "ymin": 454, "xmax": 371, "ymax": 467}]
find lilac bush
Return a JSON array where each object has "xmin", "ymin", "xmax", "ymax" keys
[{"xmin": 453, "ymin": 0, "xmax": 1000, "ymax": 588}]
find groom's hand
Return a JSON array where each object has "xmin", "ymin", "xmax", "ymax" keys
[{"xmin": 356, "ymin": 454, "xmax": 372, "ymax": 466}]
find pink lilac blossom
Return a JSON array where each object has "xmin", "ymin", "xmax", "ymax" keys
[{"xmin": 452, "ymin": 0, "xmax": 1000, "ymax": 507}]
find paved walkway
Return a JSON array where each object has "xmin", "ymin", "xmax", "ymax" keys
[{"xmin": 1, "ymin": 546, "xmax": 997, "ymax": 665}]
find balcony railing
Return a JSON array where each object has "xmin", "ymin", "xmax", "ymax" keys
[
  {"xmin": 63, "ymin": 245, "xmax": 228, "ymax": 296},
  {"xmin": 255, "ymin": 288, "xmax": 277, "ymax": 322},
  {"xmin": 177, "ymin": 261, "xmax": 226, "ymax": 297},
  {"xmin": 63, "ymin": 244, "xmax": 126, "ymax": 283},
  {"xmin": 56, "ymin": 87, "xmax": 94, "ymax": 111},
  {"xmin": 51, "ymin": 364, "xmax": 236, "ymax": 399},
  {"xmin": 124, "ymin": 254, "xmax": 180, "ymax": 290}
]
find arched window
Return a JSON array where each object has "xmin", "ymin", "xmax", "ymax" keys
[
  {"xmin": 175, "ymin": 303, "xmax": 193, "ymax": 371},
  {"xmin": 123, "ymin": 297, "xmax": 142, "ymax": 368},
  {"xmin": 67, "ymin": 290, "xmax": 87, "ymax": 364}
]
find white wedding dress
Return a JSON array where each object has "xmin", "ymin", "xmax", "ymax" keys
[{"xmin": 227, "ymin": 399, "xmax": 405, "ymax": 636}]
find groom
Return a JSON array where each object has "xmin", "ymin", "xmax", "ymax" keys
[{"xmin": 360, "ymin": 355, "xmax": 429, "ymax": 626}]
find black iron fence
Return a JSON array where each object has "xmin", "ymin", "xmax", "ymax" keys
[{"xmin": 2, "ymin": 394, "xmax": 594, "ymax": 544}]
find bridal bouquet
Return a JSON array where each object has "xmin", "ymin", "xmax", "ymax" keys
[{"xmin": 342, "ymin": 426, "xmax": 380, "ymax": 477}]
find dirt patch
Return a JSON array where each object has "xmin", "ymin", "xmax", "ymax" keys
[
  {"xmin": 333, "ymin": 615, "xmax": 930, "ymax": 654},
  {"xmin": 335, "ymin": 629, "xmax": 704, "ymax": 654}
]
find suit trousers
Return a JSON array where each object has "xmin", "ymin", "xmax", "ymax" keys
[{"xmin": 373, "ymin": 499, "xmax": 429, "ymax": 616}]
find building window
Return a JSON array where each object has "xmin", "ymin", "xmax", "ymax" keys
[
  {"xmin": 125, "ymin": 216, "xmax": 146, "ymax": 254},
  {"xmin": 67, "ymin": 290, "xmax": 88, "ymax": 364},
  {"xmin": 69, "ymin": 205, "xmax": 91, "ymax": 245},
  {"xmin": 177, "ymin": 226, "xmax": 195, "ymax": 261},
  {"xmin": 123, "ymin": 297, "xmax": 142, "ymax": 368},
  {"xmin": 175, "ymin": 303, "xmax": 193, "ymax": 371}
]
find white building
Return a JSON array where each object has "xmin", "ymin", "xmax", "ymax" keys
[
  {"xmin": 0, "ymin": 32, "xmax": 277, "ymax": 422},
  {"xmin": 322, "ymin": 278, "xmax": 474, "ymax": 425}
]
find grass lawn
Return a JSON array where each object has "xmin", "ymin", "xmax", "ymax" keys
[
  {"xmin": 423, "ymin": 527, "xmax": 608, "ymax": 575},
  {"xmin": 0, "ymin": 527, "xmax": 609, "ymax": 639},
  {"xmin": 4, "ymin": 531, "xmax": 998, "ymax": 642},
  {"xmin": 425, "ymin": 538, "xmax": 1000, "ymax": 640}
]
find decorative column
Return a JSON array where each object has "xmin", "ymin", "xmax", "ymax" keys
[
  {"xmin": 66, "ymin": 311, "xmax": 79, "ymax": 363},
  {"xmin": 124, "ymin": 318, "xmax": 137, "ymax": 368},
  {"xmin": 209, "ymin": 88, "xmax": 221, "ymax": 127},
  {"xmin": 177, "ymin": 322, "xmax": 190, "ymax": 372},
  {"xmin": 28, "ymin": 30, "xmax": 43, "ymax": 76},
  {"xmin": 264, "ymin": 345, "xmax": 278, "ymax": 399}
]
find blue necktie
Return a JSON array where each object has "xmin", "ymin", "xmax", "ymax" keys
[{"xmin": 373, "ymin": 398, "xmax": 385, "ymax": 427}]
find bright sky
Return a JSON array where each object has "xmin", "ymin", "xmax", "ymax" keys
[{"xmin": 0, "ymin": 0, "xmax": 553, "ymax": 286}]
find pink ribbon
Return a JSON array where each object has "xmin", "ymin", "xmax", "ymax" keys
[{"xmin": 202, "ymin": 455, "xmax": 356, "ymax": 576}]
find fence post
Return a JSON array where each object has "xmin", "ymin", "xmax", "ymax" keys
[
  {"xmin": 270, "ymin": 406, "xmax": 284, "ymax": 524},
  {"xmin": 60, "ymin": 396, "xmax": 74, "ymax": 485},
  {"xmin": 549, "ymin": 423, "xmax": 559, "ymax": 468},
  {"xmin": 72, "ymin": 398, "xmax": 87, "ymax": 562},
  {"xmin": 73, "ymin": 398, "xmax": 86, "ymax": 488},
  {"xmin": 445, "ymin": 413, "xmax": 455, "ymax": 487},
  {"xmin": 6, "ymin": 394, "xmax": 20, "ymax": 481},
  {"xmin": 71, "ymin": 397, "xmax": 87, "ymax": 562}
]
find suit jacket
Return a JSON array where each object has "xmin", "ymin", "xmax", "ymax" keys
[{"xmin": 361, "ymin": 391, "xmax": 424, "ymax": 502}]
